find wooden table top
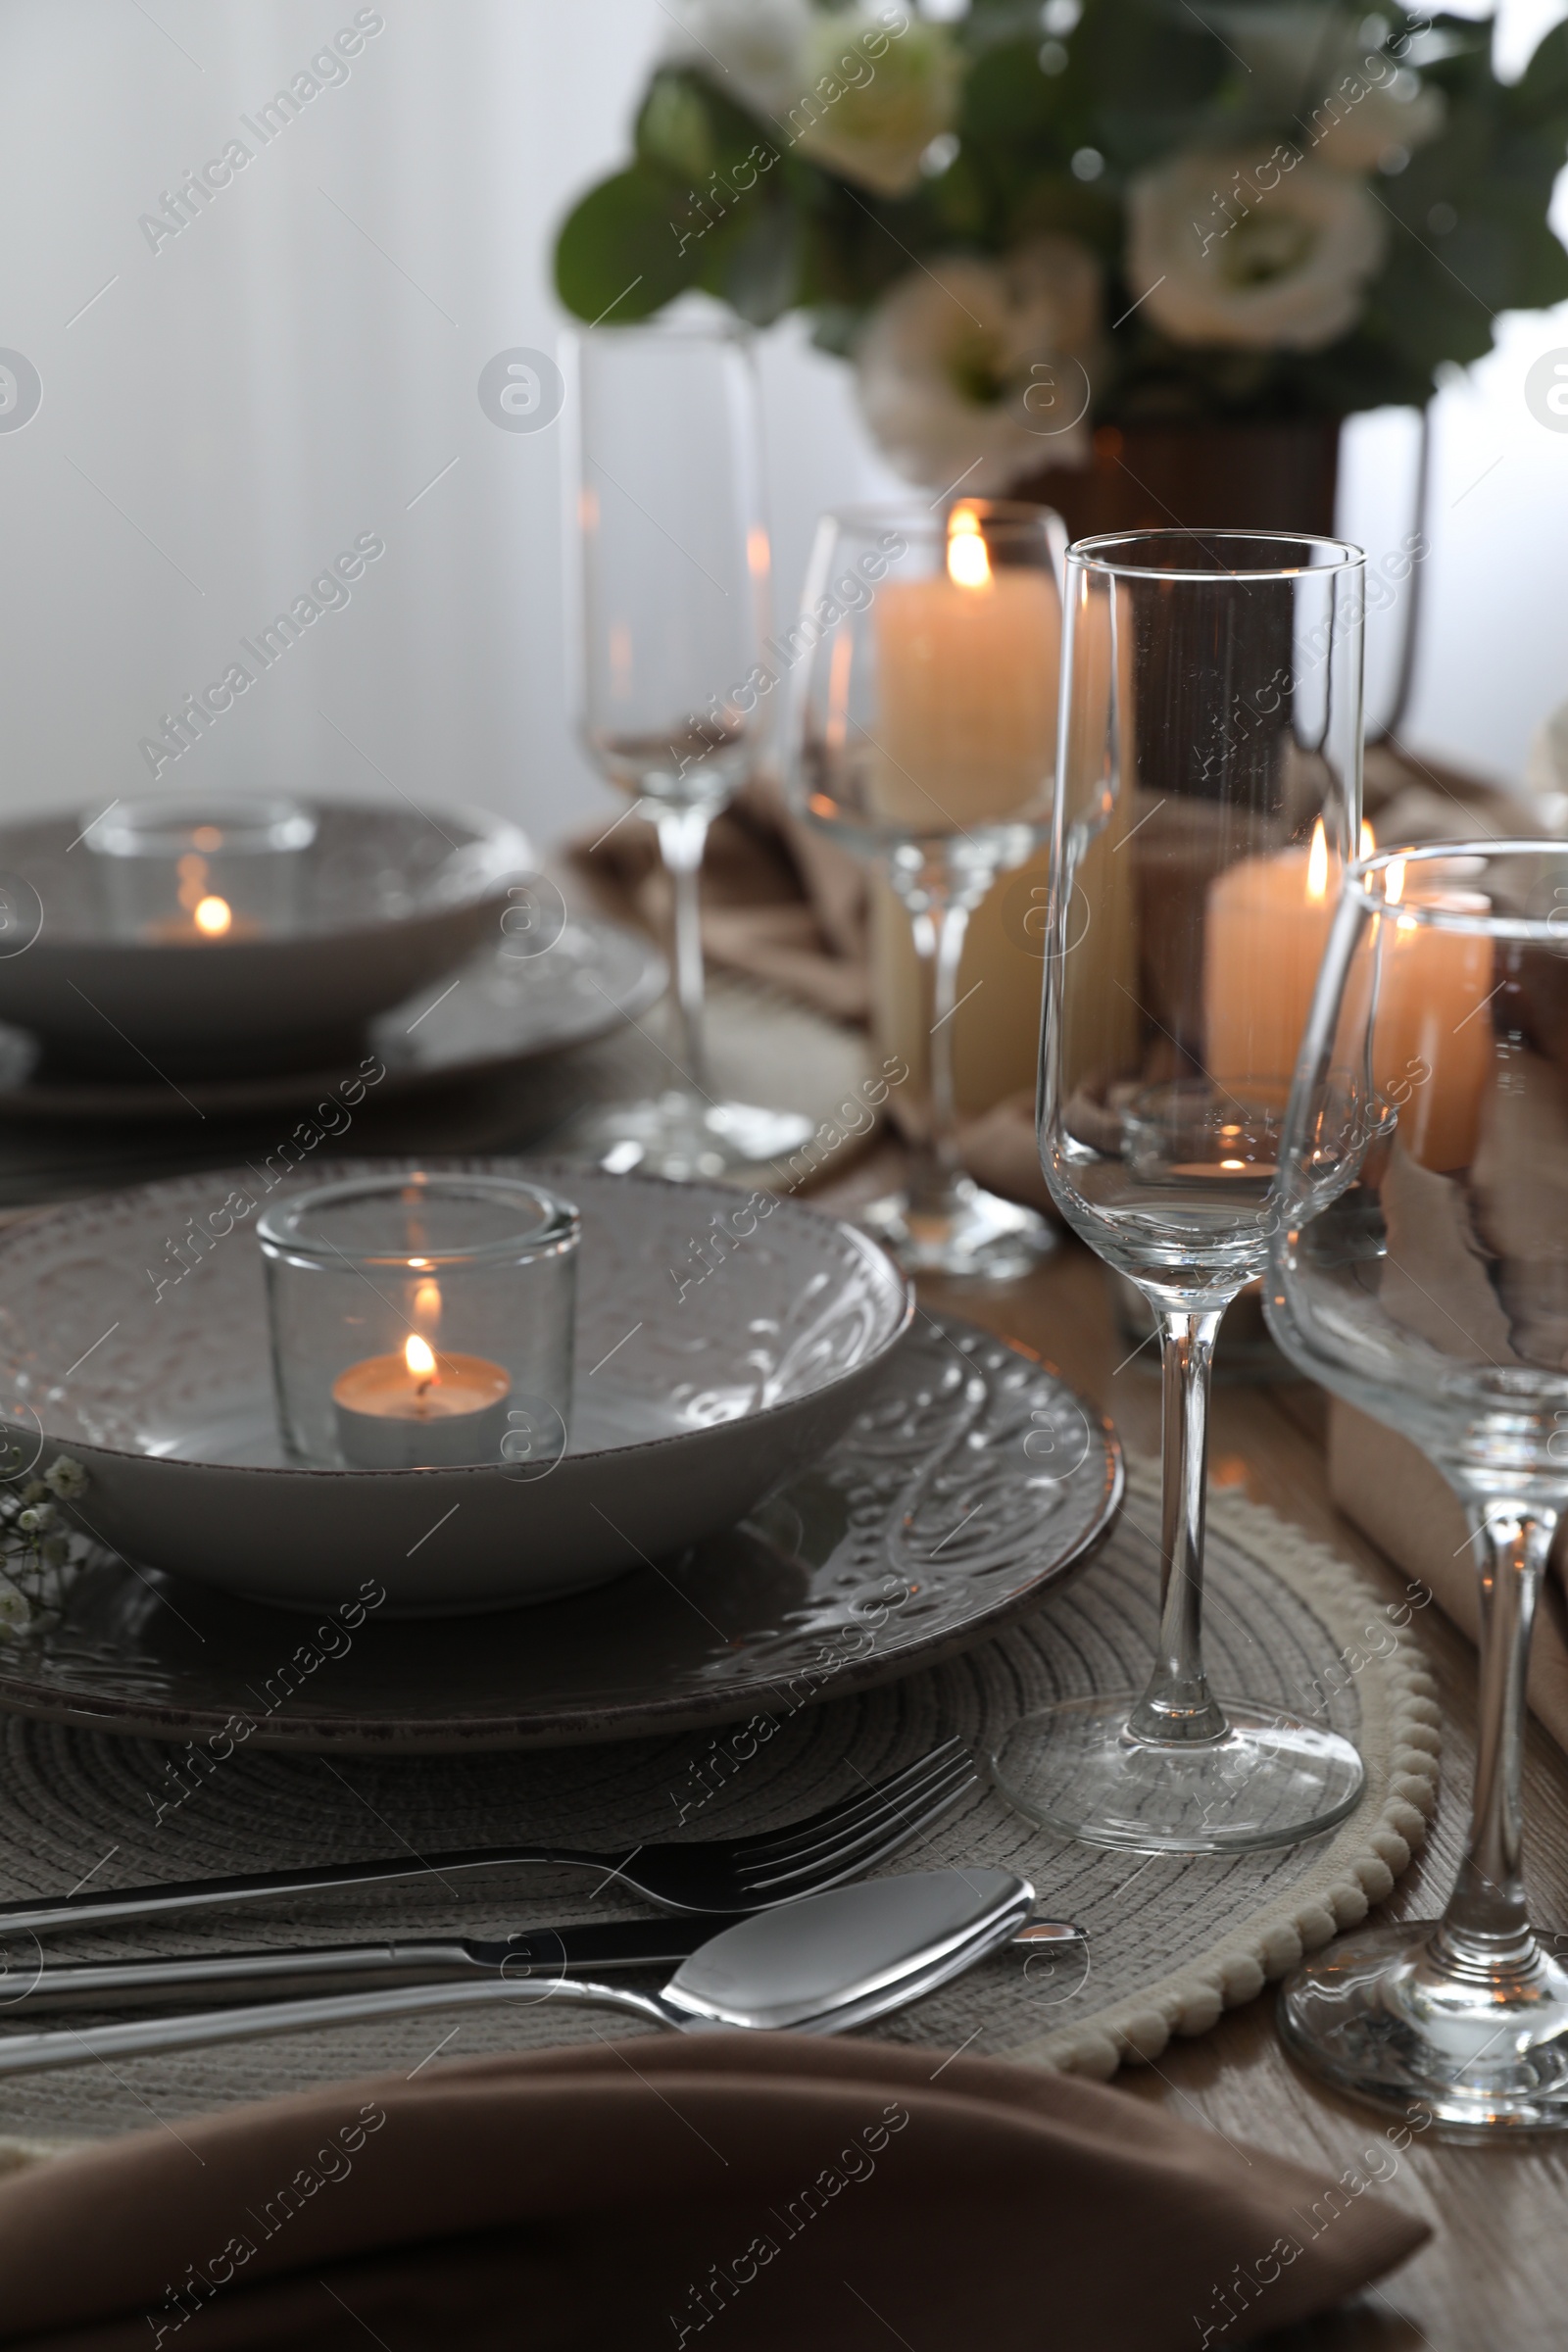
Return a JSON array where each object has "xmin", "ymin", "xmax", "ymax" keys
[{"xmin": 816, "ymin": 1148, "xmax": 1568, "ymax": 2352}]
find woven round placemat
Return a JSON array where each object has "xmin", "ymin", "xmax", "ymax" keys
[{"xmin": 0, "ymin": 1463, "xmax": 1438, "ymax": 2164}]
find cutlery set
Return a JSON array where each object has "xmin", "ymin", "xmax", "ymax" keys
[{"xmin": 0, "ymin": 1740, "xmax": 1083, "ymax": 2076}]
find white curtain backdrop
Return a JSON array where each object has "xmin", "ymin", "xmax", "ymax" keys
[{"xmin": 0, "ymin": 0, "xmax": 1563, "ymax": 858}]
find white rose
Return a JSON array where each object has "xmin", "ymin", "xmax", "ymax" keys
[
  {"xmin": 855, "ymin": 240, "xmax": 1102, "ymax": 491},
  {"xmin": 789, "ymin": 12, "xmax": 961, "ymax": 198},
  {"xmin": 661, "ymin": 0, "xmax": 815, "ymax": 122},
  {"xmin": 1126, "ymin": 149, "xmax": 1387, "ymax": 351}
]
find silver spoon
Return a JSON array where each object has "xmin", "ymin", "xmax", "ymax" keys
[{"xmin": 0, "ymin": 1870, "xmax": 1033, "ymax": 2077}]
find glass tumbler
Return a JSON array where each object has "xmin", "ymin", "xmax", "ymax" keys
[
  {"xmin": 84, "ymin": 794, "xmax": 317, "ymax": 942},
  {"xmin": 258, "ymin": 1171, "xmax": 578, "ymax": 1472}
]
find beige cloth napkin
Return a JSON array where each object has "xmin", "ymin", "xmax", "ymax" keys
[{"xmin": 0, "ymin": 2034, "xmax": 1427, "ymax": 2350}]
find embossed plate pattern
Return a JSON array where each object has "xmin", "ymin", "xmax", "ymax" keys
[{"xmin": 0, "ymin": 1315, "xmax": 1121, "ymax": 1749}]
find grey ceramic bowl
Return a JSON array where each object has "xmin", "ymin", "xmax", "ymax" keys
[
  {"xmin": 0, "ymin": 1160, "xmax": 914, "ymax": 1614},
  {"xmin": 0, "ymin": 801, "xmax": 530, "ymax": 1072}
]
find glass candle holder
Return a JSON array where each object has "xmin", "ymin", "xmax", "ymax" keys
[
  {"xmin": 257, "ymin": 1171, "xmax": 578, "ymax": 1472},
  {"xmin": 83, "ymin": 794, "xmax": 318, "ymax": 942}
]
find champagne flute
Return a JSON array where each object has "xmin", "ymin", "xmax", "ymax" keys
[
  {"xmin": 564, "ymin": 318, "xmax": 812, "ymax": 1179},
  {"xmin": 783, "ymin": 499, "xmax": 1059, "ymax": 1280},
  {"xmin": 991, "ymin": 530, "xmax": 1367, "ymax": 1850},
  {"xmin": 1268, "ymin": 841, "xmax": 1568, "ymax": 2132}
]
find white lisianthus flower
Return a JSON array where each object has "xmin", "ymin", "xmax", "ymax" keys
[
  {"xmin": 856, "ymin": 240, "xmax": 1102, "ymax": 490},
  {"xmin": 662, "ymin": 0, "xmax": 816, "ymax": 122},
  {"xmin": 789, "ymin": 11, "xmax": 961, "ymax": 198},
  {"xmin": 1126, "ymin": 150, "xmax": 1387, "ymax": 351}
]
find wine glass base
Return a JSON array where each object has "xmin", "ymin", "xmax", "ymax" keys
[
  {"xmin": 561, "ymin": 1092, "xmax": 815, "ymax": 1182},
  {"xmin": 990, "ymin": 1694, "xmax": 1366, "ymax": 1854},
  {"xmin": 1278, "ymin": 1923, "xmax": 1568, "ymax": 2135},
  {"xmin": 860, "ymin": 1179, "xmax": 1056, "ymax": 1282}
]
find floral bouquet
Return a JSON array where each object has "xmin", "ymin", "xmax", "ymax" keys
[{"xmin": 555, "ymin": 0, "xmax": 1568, "ymax": 490}]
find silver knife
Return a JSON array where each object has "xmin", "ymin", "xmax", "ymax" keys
[{"xmin": 0, "ymin": 1913, "xmax": 1087, "ymax": 2015}]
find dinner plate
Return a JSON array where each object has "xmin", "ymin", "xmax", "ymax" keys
[
  {"xmin": 0, "ymin": 1160, "xmax": 913, "ymax": 1612},
  {"xmin": 0, "ymin": 917, "xmax": 665, "ymax": 1123},
  {"xmin": 0, "ymin": 1314, "xmax": 1121, "ymax": 1750},
  {"xmin": 0, "ymin": 800, "xmax": 530, "ymax": 1073}
]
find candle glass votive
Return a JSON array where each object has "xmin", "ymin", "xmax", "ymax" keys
[
  {"xmin": 83, "ymin": 794, "xmax": 318, "ymax": 943},
  {"xmin": 257, "ymin": 1172, "xmax": 578, "ymax": 1472}
]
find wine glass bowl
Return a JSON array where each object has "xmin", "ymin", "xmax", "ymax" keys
[
  {"xmin": 1268, "ymin": 842, "xmax": 1568, "ymax": 2132},
  {"xmin": 992, "ymin": 529, "xmax": 1368, "ymax": 1850},
  {"xmin": 785, "ymin": 499, "xmax": 1062, "ymax": 1280}
]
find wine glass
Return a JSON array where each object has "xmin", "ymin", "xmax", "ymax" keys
[
  {"xmin": 991, "ymin": 530, "xmax": 1368, "ymax": 1850},
  {"xmin": 564, "ymin": 318, "xmax": 812, "ymax": 1179},
  {"xmin": 1268, "ymin": 840, "xmax": 1568, "ymax": 2132},
  {"xmin": 782, "ymin": 499, "xmax": 1059, "ymax": 1280}
]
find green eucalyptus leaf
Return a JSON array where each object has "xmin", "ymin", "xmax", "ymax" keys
[
  {"xmin": 638, "ymin": 74, "xmax": 716, "ymax": 179},
  {"xmin": 706, "ymin": 200, "xmax": 804, "ymax": 325},
  {"xmin": 1511, "ymin": 19, "xmax": 1568, "ymax": 128},
  {"xmin": 554, "ymin": 166, "xmax": 700, "ymax": 323}
]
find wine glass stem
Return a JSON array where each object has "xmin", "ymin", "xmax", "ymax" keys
[
  {"xmin": 654, "ymin": 804, "xmax": 712, "ymax": 1095},
  {"xmin": 1435, "ymin": 1504, "xmax": 1554, "ymax": 1979},
  {"xmin": 904, "ymin": 889, "xmax": 970, "ymax": 1213},
  {"xmin": 1126, "ymin": 1309, "xmax": 1229, "ymax": 1744}
]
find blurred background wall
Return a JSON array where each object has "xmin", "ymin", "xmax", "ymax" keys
[{"xmin": 0, "ymin": 0, "xmax": 1564, "ymax": 854}]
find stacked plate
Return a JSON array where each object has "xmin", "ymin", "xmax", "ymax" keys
[{"xmin": 0, "ymin": 1157, "xmax": 1122, "ymax": 1751}]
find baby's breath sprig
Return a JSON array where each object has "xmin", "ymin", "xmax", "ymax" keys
[{"xmin": 0, "ymin": 1449, "xmax": 91, "ymax": 1630}]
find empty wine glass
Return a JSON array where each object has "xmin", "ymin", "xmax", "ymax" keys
[
  {"xmin": 564, "ymin": 317, "xmax": 811, "ymax": 1179},
  {"xmin": 783, "ymin": 499, "xmax": 1059, "ymax": 1279},
  {"xmin": 991, "ymin": 530, "xmax": 1367, "ymax": 1850},
  {"xmin": 1268, "ymin": 840, "xmax": 1568, "ymax": 2132}
]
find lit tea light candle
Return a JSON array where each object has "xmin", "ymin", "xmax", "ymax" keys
[{"xmin": 332, "ymin": 1331, "xmax": 512, "ymax": 1469}]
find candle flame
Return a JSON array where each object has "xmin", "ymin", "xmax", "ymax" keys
[
  {"xmin": 947, "ymin": 509, "xmax": 991, "ymax": 591},
  {"xmin": 1386, "ymin": 858, "xmax": 1405, "ymax": 907},
  {"xmin": 193, "ymin": 895, "xmax": 232, "ymax": 936},
  {"xmin": 1305, "ymin": 818, "xmax": 1328, "ymax": 905},
  {"xmin": 405, "ymin": 1334, "xmax": 436, "ymax": 1379},
  {"xmin": 1360, "ymin": 821, "xmax": 1375, "ymax": 859}
]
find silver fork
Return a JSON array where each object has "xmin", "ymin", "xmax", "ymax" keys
[{"xmin": 0, "ymin": 1740, "xmax": 978, "ymax": 1938}]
